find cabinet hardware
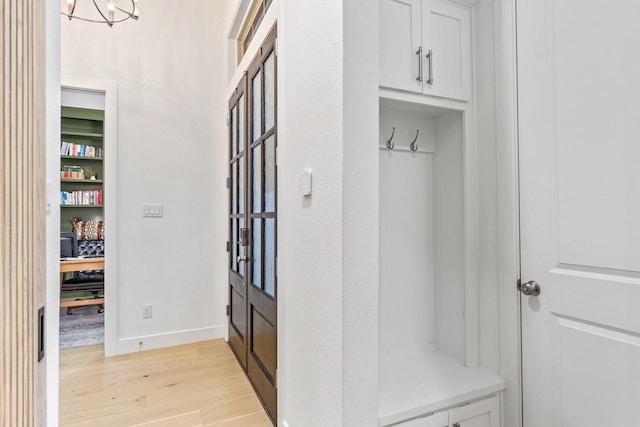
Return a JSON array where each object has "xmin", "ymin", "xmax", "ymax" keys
[
  {"xmin": 416, "ymin": 46, "xmax": 423, "ymax": 82},
  {"xmin": 426, "ymin": 49, "xmax": 433, "ymax": 85},
  {"xmin": 237, "ymin": 255, "xmax": 249, "ymax": 263}
]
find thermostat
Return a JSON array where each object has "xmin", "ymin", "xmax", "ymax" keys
[{"xmin": 300, "ymin": 170, "xmax": 312, "ymax": 196}]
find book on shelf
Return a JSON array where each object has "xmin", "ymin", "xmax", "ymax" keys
[
  {"xmin": 60, "ymin": 141, "xmax": 103, "ymax": 158},
  {"xmin": 60, "ymin": 165, "xmax": 85, "ymax": 180},
  {"xmin": 60, "ymin": 189, "xmax": 103, "ymax": 206}
]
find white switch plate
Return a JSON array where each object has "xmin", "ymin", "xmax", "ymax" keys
[
  {"xmin": 300, "ymin": 170, "xmax": 312, "ymax": 196},
  {"xmin": 143, "ymin": 204, "xmax": 163, "ymax": 218}
]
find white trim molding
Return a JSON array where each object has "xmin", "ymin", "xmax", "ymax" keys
[
  {"xmin": 494, "ymin": 0, "xmax": 522, "ymax": 426},
  {"xmin": 116, "ymin": 326, "xmax": 225, "ymax": 355}
]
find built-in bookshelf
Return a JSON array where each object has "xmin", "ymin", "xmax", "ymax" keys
[{"xmin": 60, "ymin": 106, "xmax": 105, "ymax": 233}]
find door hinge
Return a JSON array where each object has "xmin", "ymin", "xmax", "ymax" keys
[
  {"xmin": 226, "ymin": 113, "xmax": 231, "ymax": 126},
  {"xmin": 226, "ymin": 177, "xmax": 231, "ymax": 189},
  {"xmin": 517, "ymin": 278, "xmax": 522, "ymax": 291},
  {"xmin": 226, "ymin": 241, "xmax": 231, "ymax": 252},
  {"xmin": 226, "ymin": 304, "xmax": 230, "ymax": 316}
]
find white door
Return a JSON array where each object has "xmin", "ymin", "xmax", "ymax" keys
[
  {"xmin": 518, "ymin": 1, "xmax": 640, "ymax": 426},
  {"xmin": 379, "ymin": 0, "xmax": 422, "ymax": 92},
  {"xmin": 421, "ymin": 0, "xmax": 471, "ymax": 101}
]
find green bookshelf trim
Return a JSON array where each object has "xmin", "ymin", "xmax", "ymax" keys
[
  {"xmin": 60, "ymin": 156, "xmax": 103, "ymax": 161},
  {"xmin": 61, "ymin": 130, "xmax": 103, "ymax": 138},
  {"xmin": 61, "ymin": 179, "xmax": 104, "ymax": 184},
  {"xmin": 61, "ymin": 106, "xmax": 104, "ymax": 121}
]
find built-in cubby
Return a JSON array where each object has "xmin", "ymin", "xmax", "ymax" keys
[{"xmin": 378, "ymin": 98, "xmax": 504, "ymax": 426}]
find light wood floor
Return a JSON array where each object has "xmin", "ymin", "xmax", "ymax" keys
[{"xmin": 59, "ymin": 339, "xmax": 273, "ymax": 427}]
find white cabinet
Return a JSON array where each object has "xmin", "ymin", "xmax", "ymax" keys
[
  {"xmin": 449, "ymin": 396, "xmax": 500, "ymax": 427},
  {"xmin": 379, "ymin": 0, "xmax": 472, "ymax": 101},
  {"xmin": 396, "ymin": 410, "xmax": 448, "ymax": 427},
  {"xmin": 378, "ymin": 1, "xmax": 504, "ymax": 426},
  {"xmin": 379, "ymin": 0, "xmax": 422, "ymax": 93},
  {"xmin": 378, "ymin": 99, "xmax": 505, "ymax": 427},
  {"xmin": 395, "ymin": 396, "xmax": 500, "ymax": 427}
]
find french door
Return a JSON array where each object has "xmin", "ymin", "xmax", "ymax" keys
[{"xmin": 228, "ymin": 26, "xmax": 278, "ymax": 424}]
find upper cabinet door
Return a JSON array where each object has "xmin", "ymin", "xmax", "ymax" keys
[
  {"xmin": 421, "ymin": 0, "xmax": 472, "ymax": 101},
  {"xmin": 379, "ymin": 0, "xmax": 422, "ymax": 93}
]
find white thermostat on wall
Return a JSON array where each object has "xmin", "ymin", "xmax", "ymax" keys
[{"xmin": 300, "ymin": 170, "xmax": 312, "ymax": 196}]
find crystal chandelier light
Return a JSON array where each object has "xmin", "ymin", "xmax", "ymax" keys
[{"xmin": 62, "ymin": 0, "xmax": 139, "ymax": 27}]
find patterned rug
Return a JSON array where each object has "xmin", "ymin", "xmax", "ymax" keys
[{"xmin": 59, "ymin": 305, "xmax": 104, "ymax": 350}]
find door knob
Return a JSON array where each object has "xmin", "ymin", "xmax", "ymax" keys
[
  {"xmin": 520, "ymin": 280, "xmax": 541, "ymax": 296},
  {"xmin": 237, "ymin": 255, "xmax": 248, "ymax": 263}
]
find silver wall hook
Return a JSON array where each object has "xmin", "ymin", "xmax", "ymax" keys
[
  {"xmin": 409, "ymin": 129, "xmax": 419, "ymax": 152},
  {"xmin": 386, "ymin": 127, "xmax": 396, "ymax": 149}
]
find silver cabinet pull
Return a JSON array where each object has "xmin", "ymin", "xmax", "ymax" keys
[
  {"xmin": 237, "ymin": 255, "xmax": 248, "ymax": 263},
  {"xmin": 426, "ymin": 49, "xmax": 433, "ymax": 85},
  {"xmin": 416, "ymin": 46, "xmax": 423, "ymax": 82}
]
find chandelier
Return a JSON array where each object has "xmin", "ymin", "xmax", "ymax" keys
[{"xmin": 62, "ymin": 0, "xmax": 139, "ymax": 27}]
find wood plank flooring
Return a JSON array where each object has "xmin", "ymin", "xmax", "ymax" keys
[{"xmin": 59, "ymin": 339, "xmax": 272, "ymax": 427}]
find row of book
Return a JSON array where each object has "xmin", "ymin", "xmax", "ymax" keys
[
  {"xmin": 60, "ymin": 141, "xmax": 103, "ymax": 158},
  {"xmin": 60, "ymin": 165, "xmax": 84, "ymax": 180},
  {"xmin": 61, "ymin": 190, "xmax": 103, "ymax": 206}
]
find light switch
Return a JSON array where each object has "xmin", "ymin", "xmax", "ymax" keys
[
  {"xmin": 143, "ymin": 204, "xmax": 163, "ymax": 218},
  {"xmin": 300, "ymin": 170, "xmax": 312, "ymax": 196}
]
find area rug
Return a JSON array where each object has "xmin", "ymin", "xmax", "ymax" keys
[{"xmin": 59, "ymin": 306, "xmax": 104, "ymax": 350}]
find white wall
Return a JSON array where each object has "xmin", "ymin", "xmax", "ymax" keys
[
  {"xmin": 342, "ymin": 2, "xmax": 380, "ymax": 425},
  {"xmin": 277, "ymin": 1, "xmax": 380, "ymax": 425},
  {"xmin": 59, "ymin": 0, "xmax": 229, "ymax": 354},
  {"xmin": 278, "ymin": 1, "xmax": 345, "ymax": 424}
]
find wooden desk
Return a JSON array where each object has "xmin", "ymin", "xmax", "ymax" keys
[
  {"xmin": 60, "ymin": 257, "xmax": 105, "ymax": 309},
  {"xmin": 60, "ymin": 257, "xmax": 104, "ymax": 273}
]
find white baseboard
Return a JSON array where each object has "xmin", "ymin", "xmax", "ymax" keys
[{"xmin": 116, "ymin": 325, "xmax": 226, "ymax": 355}]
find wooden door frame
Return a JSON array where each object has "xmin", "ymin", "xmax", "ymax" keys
[
  {"xmin": 245, "ymin": 25, "xmax": 278, "ymax": 424},
  {"xmin": 228, "ymin": 74, "xmax": 249, "ymax": 369}
]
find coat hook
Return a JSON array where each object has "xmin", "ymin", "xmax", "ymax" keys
[
  {"xmin": 386, "ymin": 127, "xmax": 396, "ymax": 150},
  {"xmin": 410, "ymin": 129, "xmax": 419, "ymax": 152}
]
